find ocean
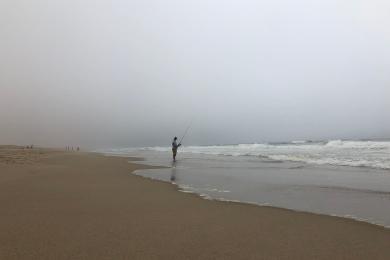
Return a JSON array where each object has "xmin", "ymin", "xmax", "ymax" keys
[{"xmin": 101, "ymin": 140, "xmax": 390, "ymax": 228}]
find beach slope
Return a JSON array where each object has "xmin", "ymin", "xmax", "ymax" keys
[{"xmin": 0, "ymin": 147, "xmax": 389, "ymax": 259}]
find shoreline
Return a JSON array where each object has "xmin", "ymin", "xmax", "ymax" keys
[
  {"xmin": 119, "ymin": 149, "xmax": 390, "ymax": 229},
  {"xmin": 131, "ymin": 165, "xmax": 390, "ymax": 230},
  {"xmin": 1, "ymin": 147, "xmax": 390, "ymax": 259}
]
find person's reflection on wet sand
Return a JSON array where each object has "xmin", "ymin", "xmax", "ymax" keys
[{"xmin": 170, "ymin": 161, "xmax": 177, "ymax": 182}]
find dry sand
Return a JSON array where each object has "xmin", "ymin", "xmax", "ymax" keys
[{"xmin": 1, "ymin": 146, "xmax": 389, "ymax": 259}]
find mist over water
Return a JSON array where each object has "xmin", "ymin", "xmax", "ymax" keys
[{"xmin": 1, "ymin": 0, "xmax": 390, "ymax": 148}]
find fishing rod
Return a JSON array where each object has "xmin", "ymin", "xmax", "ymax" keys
[{"xmin": 179, "ymin": 122, "xmax": 192, "ymax": 145}]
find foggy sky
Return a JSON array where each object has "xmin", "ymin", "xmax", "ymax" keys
[{"xmin": 1, "ymin": 0, "xmax": 390, "ymax": 148}]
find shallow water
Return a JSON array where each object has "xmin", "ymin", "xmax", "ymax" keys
[
  {"xmin": 102, "ymin": 149, "xmax": 390, "ymax": 228},
  {"xmin": 121, "ymin": 140, "xmax": 390, "ymax": 170}
]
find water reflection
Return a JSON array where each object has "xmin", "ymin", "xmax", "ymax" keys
[{"xmin": 170, "ymin": 160, "xmax": 177, "ymax": 182}]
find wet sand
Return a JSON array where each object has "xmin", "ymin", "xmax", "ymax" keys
[{"xmin": 1, "ymin": 146, "xmax": 390, "ymax": 259}]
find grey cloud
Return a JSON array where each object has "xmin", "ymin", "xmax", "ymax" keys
[{"xmin": 1, "ymin": 0, "xmax": 389, "ymax": 148}]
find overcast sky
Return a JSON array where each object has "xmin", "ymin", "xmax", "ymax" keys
[{"xmin": 1, "ymin": 0, "xmax": 390, "ymax": 148}]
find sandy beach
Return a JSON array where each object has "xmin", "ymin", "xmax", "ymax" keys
[{"xmin": 1, "ymin": 146, "xmax": 390, "ymax": 260}]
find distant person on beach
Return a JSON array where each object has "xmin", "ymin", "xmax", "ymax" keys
[{"xmin": 172, "ymin": 137, "xmax": 181, "ymax": 162}]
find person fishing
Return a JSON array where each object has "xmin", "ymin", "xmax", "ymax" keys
[
  {"xmin": 172, "ymin": 122, "xmax": 192, "ymax": 162},
  {"xmin": 171, "ymin": 136, "xmax": 181, "ymax": 162}
]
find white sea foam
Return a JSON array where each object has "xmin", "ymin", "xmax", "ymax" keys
[{"xmin": 125, "ymin": 140, "xmax": 390, "ymax": 170}]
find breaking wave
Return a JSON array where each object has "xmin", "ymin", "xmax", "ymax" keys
[{"xmin": 137, "ymin": 140, "xmax": 390, "ymax": 170}]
